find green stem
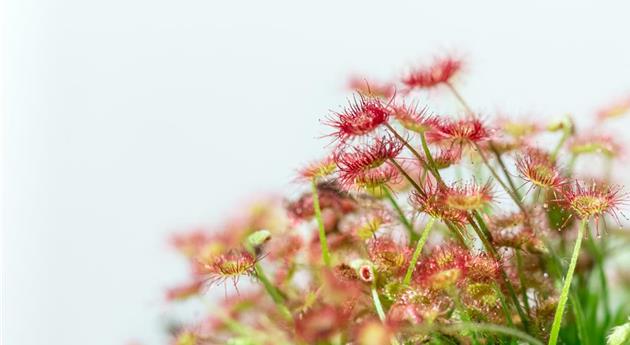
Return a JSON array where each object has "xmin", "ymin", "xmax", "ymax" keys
[
  {"xmin": 254, "ymin": 263, "xmax": 293, "ymax": 321},
  {"xmin": 384, "ymin": 188, "xmax": 417, "ymax": 242},
  {"xmin": 445, "ymin": 82, "xmax": 474, "ymax": 114},
  {"xmin": 370, "ymin": 278, "xmax": 401, "ymax": 345},
  {"xmin": 387, "ymin": 124, "xmax": 466, "ymax": 253},
  {"xmin": 385, "ymin": 123, "xmax": 425, "ymax": 164},
  {"xmin": 488, "ymin": 142, "xmax": 522, "ymax": 200},
  {"xmin": 441, "ymin": 323, "xmax": 544, "ymax": 345},
  {"xmin": 311, "ymin": 178, "xmax": 331, "ymax": 267},
  {"xmin": 388, "ymin": 158, "xmax": 426, "ymax": 197},
  {"xmin": 388, "ymin": 132, "xmax": 466, "ymax": 249},
  {"xmin": 371, "ymin": 283, "xmax": 387, "ymax": 322},
  {"xmin": 385, "ymin": 123, "xmax": 444, "ymax": 185},
  {"xmin": 473, "ymin": 142, "xmax": 528, "ymax": 215},
  {"xmin": 515, "ymin": 250, "xmax": 532, "ymax": 315},
  {"xmin": 420, "ymin": 132, "xmax": 443, "ymax": 184},
  {"xmin": 445, "ymin": 220, "xmax": 469, "ymax": 248},
  {"xmin": 244, "ymin": 242, "xmax": 292, "ymax": 322},
  {"xmin": 586, "ymin": 232, "xmax": 610, "ymax": 324},
  {"xmin": 548, "ymin": 219, "xmax": 587, "ymax": 345},
  {"xmin": 447, "ymin": 288, "xmax": 480, "ymax": 345},
  {"xmin": 395, "ymin": 139, "xmax": 466, "ymax": 248},
  {"xmin": 550, "ymin": 129, "xmax": 570, "ymax": 163},
  {"xmin": 408, "ymin": 322, "xmax": 543, "ymax": 345},
  {"xmin": 218, "ymin": 311, "xmax": 280, "ymax": 342},
  {"xmin": 570, "ymin": 292, "xmax": 589, "ymax": 345},
  {"xmin": 468, "ymin": 215, "xmax": 531, "ymax": 332},
  {"xmin": 403, "ymin": 218, "xmax": 435, "ymax": 285},
  {"xmin": 472, "ymin": 211, "xmax": 494, "ymax": 242},
  {"xmin": 540, "ymin": 236, "xmax": 589, "ymax": 345},
  {"xmin": 493, "ymin": 282, "xmax": 515, "ymax": 327},
  {"xmin": 420, "ymin": 168, "xmax": 428, "ymax": 185}
]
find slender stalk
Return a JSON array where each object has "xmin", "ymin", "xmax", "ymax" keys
[
  {"xmin": 445, "ymin": 219, "xmax": 469, "ymax": 248},
  {"xmin": 403, "ymin": 218, "xmax": 435, "ymax": 285},
  {"xmin": 370, "ymin": 277, "xmax": 401, "ymax": 345},
  {"xmin": 244, "ymin": 241, "xmax": 292, "ymax": 322},
  {"xmin": 408, "ymin": 322, "xmax": 543, "ymax": 345},
  {"xmin": 385, "ymin": 123, "xmax": 426, "ymax": 164},
  {"xmin": 384, "ymin": 188, "xmax": 418, "ymax": 242},
  {"xmin": 371, "ymin": 283, "xmax": 387, "ymax": 322},
  {"xmin": 445, "ymin": 82, "xmax": 474, "ymax": 114},
  {"xmin": 390, "ymin": 119, "xmax": 472, "ymax": 251},
  {"xmin": 420, "ymin": 131, "xmax": 443, "ymax": 184},
  {"xmin": 473, "ymin": 142, "xmax": 528, "ymax": 215},
  {"xmin": 540, "ymin": 235, "xmax": 589, "ymax": 345},
  {"xmin": 570, "ymin": 292, "xmax": 589, "ymax": 345},
  {"xmin": 219, "ymin": 314, "xmax": 256, "ymax": 337},
  {"xmin": 447, "ymin": 288, "xmax": 480, "ymax": 345},
  {"xmin": 441, "ymin": 323, "xmax": 544, "ymax": 345},
  {"xmin": 254, "ymin": 263, "xmax": 293, "ymax": 321},
  {"xmin": 415, "ymin": 139, "xmax": 470, "ymax": 248},
  {"xmin": 388, "ymin": 158, "xmax": 425, "ymax": 197},
  {"xmin": 548, "ymin": 219, "xmax": 587, "ymax": 345},
  {"xmin": 488, "ymin": 142, "xmax": 522, "ymax": 200},
  {"xmin": 468, "ymin": 215, "xmax": 497, "ymax": 257},
  {"xmin": 472, "ymin": 210, "xmax": 494, "ymax": 242},
  {"xmin": 444, "ymin": 82, "xmax": 523, "ymax": 212},
  {"xmin": 515, "ymin": 251, "xmax": 532, "ymax": 315},
  {"xmin": 550, "ymin": 129, "xmax": 570, "ymax": 163},
  {"xmin": 493, "ymin": 282, "xmax": 514, "ymax": 327},
  {"xmin": 468, "ymin": 214, "xmax": 531, "ymax": 331},
  {"xmin": 390, "ymin": 145, "xmax": 467, "ymax": 248},
  {"xmin": 311, "ymin": 178, "xmax": 331, "ymax": 267},
  {"xmin": 586, "ymin": 232, "xmax": 610, "ymax": 324},
  {"xmin": 385, "ymin": 123, "xmax": 444, "ymax": 185}
]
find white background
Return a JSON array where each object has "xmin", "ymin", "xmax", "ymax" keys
[{"xmin": 3, "ymin": 1, "xmax": 630, "ymax": 344}]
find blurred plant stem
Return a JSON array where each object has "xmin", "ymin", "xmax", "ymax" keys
[
  {"xmin": 548, "ymin": 218, "xmax": 587, "ymax": 345},
  {"xmin": 384, "ymin": 187, "xmax": 418, "ymax": 242},
  {"xmin": 311, "ymin": 177, "xmax": 331, "ymax": 267},
  {"xmin": 403, "ymin": 217, "xmax": 435, "ymax": 285}
]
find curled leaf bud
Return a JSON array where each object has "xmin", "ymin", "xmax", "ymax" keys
[
  {"xmin": 546, "ymin": 114, "xmax": 573, "ymax": 133},
  {"xmin": 246, "ymin": 229, "xmax": 271, "ymax": 248}
]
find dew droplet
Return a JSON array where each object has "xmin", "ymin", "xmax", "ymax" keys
[
  {"xmin": 543, "ymin": 203, "xmax": 549, "ymax": 209},
  {"xmin": 543, "ymin": 272, "xmax": 549, "ymax": 278}
]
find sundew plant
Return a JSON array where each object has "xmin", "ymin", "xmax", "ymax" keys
[{"xmin": 163, "ymin": 54, "xmax": 630, "ymax": 345}]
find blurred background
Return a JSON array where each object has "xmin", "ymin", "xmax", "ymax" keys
[{"xmin": 3, "ymin": 0, "xmax": 630, "ymax": 344}]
